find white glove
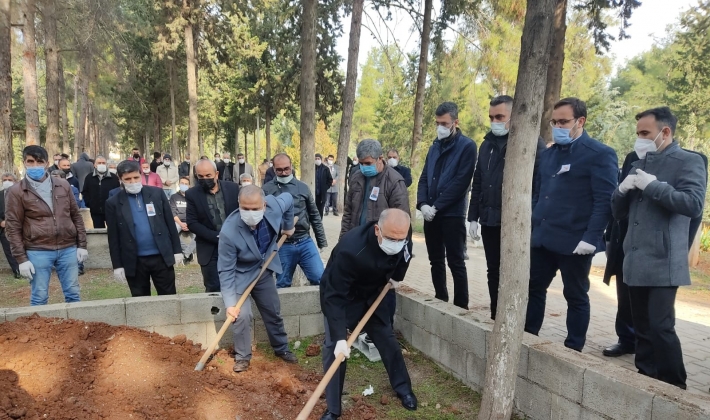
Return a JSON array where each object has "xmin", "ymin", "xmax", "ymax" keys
[
  {"xmin": 634, "ymin": 169, "xmax": 657, "ymax": 191},
  {"xmin": 421, "ymin": 205, "xmax": 437, "ymax": 222},
  {"xmin": 334, "ymin": 340, "xmax": 350, "ymax": 359},
  {"xmin": 174, "ymin": 253, "xmax": 184, "ymax": 266},
  {"xmin": 573, "ymin": 241, "xmax": 596, "ymax": 255},
  {"xmin": 618, "ymin": 174, "xmax": 637, "ymax": 195},
  {"xmin": 469, "ymin": 221, "xmax": 480, "ymax": 241},
  {"xmin": 19, "ymin": 261, "xmax": 35, "ymax": 280},
  {"xmin": 76, "ymin": 248, "xmax": 89, "ymax": 263},
  {"xmin": 113, "ymin": 268, "xmax": 126, "ymax": 282},
  {"xmin": 388, "ymin": 279, "xmax": 401, "ymax": 290}
]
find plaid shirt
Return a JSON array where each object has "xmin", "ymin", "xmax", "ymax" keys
[{"xmin": 250, "ymin": 219, "xmax": 274, "ymax": 256}]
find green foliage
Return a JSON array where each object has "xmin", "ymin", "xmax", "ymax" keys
[{"xmin": 701, "ymin": 227, "xmax": 710, "ymax": 253}]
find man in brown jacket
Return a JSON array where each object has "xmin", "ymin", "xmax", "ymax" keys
[
  {"xmin": 5, "ymin": 145, "xmax": 88, "ymax": 306},
  {"xmin": 341, "ymin": 138, "xmax": 410, "ymax": 327}
]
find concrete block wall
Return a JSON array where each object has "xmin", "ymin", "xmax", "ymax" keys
[
  {"xmin": 395, "ymin": 290, "xmax": 710, "ymax": 420},
  {"xmin": 0, "ymin": 289, "xmax": 324, "ymax": 351}
]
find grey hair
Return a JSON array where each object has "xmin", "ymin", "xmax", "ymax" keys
[
  {"xmin": 108, "ymin": 160, "xmax": 117, "ymax": 166},
  {"xmin": 356, "ymin": 139, "xmax": 383, "ymax": 160},
  {"xmin": 2, "ymin": 172, "xmax": 17, "ymax": 181},
  {"xmin": 239, "ymin": 173, "xmax": 253, "ymax": 182},
  {"xmin": 238, "ymin": 184, "xmax": 265, "ymax": 201},
  {"xmin": 378, "ymin": 208, "xmax": 411, "ymax": 227},
  {"xmin": 50, "ymin": 169, "xmax": 66, "ymax": 179},
  {"xmin": 223, "ymin": 152, "xmax": 231, "ymax": 157},
  {"xmin": 196, "ymin": 158, "xmax": 217, "ymax": 171},
  {"xmin": 95, "ymin": 155, "xmax": 106, "ymax": 161}
]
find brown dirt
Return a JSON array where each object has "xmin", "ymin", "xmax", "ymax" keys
[
  {"xmin": 0, "ymin": 315, "xmax": 367, "ymax": 420},
  {"xmin": 305, "ymin": 343, "xmax": 321, "ymax": 357}
]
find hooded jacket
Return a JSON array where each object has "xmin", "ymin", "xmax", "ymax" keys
[{"xmin": 70, "ymin": 153, "xmax": 94, "ymax": 192}]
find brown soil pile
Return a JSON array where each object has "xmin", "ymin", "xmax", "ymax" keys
[{"xmin": 0, "ymin": 315, "xmax": 377, "ymax": 420}]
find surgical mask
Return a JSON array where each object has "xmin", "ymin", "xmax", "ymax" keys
[
  {"xmin": 315, "ymin": 159, "xmax": 322, "ymax": 166},
  {"xmin": 109, "ymin": 168, "xmax": 117, "ymax": 174},
  {"xmin": 387, "ymin": 158, "xmax": 398, "ymax": 168},
  {"xmin": 142, "ymin": 168, "xmax": 150, "ymax": 174},
  {"xmin": 634, "ymin": 130, "xmax": 664, "ymax": 159},
  {"xmin": 179, "ymin": 184, "xmax": 189, "ymax": 192},
  {"xmin": 269, "ymin": 162, "xmax": 273, "ymax": 167},
  {"xmin": 223, "ymin": 158, "xmax": 230, "ymax": 164},
  {"xmin": 97, "ymin": 164, "xmax": 107, "ymax": 173},
  {"xmin": 240, "ymin": 209, "xmax": 264, "ymax": 227},
  {"xmin": 54, "ymin": 160, "xmax": 59, "ymax": 166},
  {"xmin": 437, "ymin": 125, "xmax": 453, "ymax": 140},
  {"xmin": 491, "ymin": 121, "xmax": 509, "ymax": 136},
  {"xmin": 277, "ymin": 175, "xmax": 293, "ymax": 184},
  {"xmin": 238, "ymin": 158, "xmax": 245, "ymax": 164},
  {"xmin": 328, "ymin": 159, "xmax": 333, "ymax": 165},
  {"xmin": 124, "ymin": 182, "xmax": 142, "ymax": 195},
  {"xmin": 25, "ymin": 167, "xmax": 46, "ymax": 181},
  {"xmin": 198, "ymin": 178, "xmax": 216, "ymax": 192},
  {"xmin": 360, "ymin": 164, "xmax": 377, "ymax": 177},
  {"xmin": 2, "ymin": 180, "xmax": 13, "ymax": 190},
  {"xmin": 377, "ymin": 228, "xmax": 407, "ymax": 255},
  {"xmin": 164, "ymin": 161, "xmax": 171, "ymax": 167},
  {"xmin": 242, "ymin": 181, "xmax": 252, "ymax": 186},
  {"xmin": 352, "ymin": 159, "xmax": 358, "ymax": 165},
  {"xmin": 214, "ymin": 157, "xmax": 221, "ymax": 162},
  {"xmin": 552, "ymin": 120, "xmax": 579, "ymax": 145}
]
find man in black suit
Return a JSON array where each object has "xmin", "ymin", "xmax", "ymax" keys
[
  {"xmin": 179, "ymin": 153, "xmax": 191, "ymax": 178},
  {"xmin": 186, "ymin": 158, "xmax": 240, "ymax": 292},
  {"xmin": 105, "ymin": 160, "xmax": 183, "ymax": 297},
  {"xmin": 315, "ymin": 153, "xmax": 333, "ymax": 218}
]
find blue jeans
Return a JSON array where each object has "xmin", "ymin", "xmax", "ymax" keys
[
  {"xmin": 27, "ymin": 247, "xmax": 81, "ymax": 306},
  {"xmin": 276, "ymin": 237, "xmax": 323, "ymax": 288}
]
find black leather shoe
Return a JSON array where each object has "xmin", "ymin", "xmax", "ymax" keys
[
  {"xmin": 276, "ymin": 351, "xmax": 298, "ymax": 364},
  {"xmin": 603, "ymin": 343, "xmax": 634, "ymax": 357},
  {"xmin": 320, "ymin": 410, "xmax": 339, "ymax": 420},
  {"xmin": 400, "ymin": 393, "xmax": 417, "ymax": 411}
]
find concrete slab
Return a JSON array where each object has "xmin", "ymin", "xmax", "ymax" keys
[
  {"xmin": 125, "ymin": 295, "xmax": 181, "ymax": 328},
  {"xmin": 179, "ymin": 293, "xmax": 226, "ymax": 324},
  {"xmin": 5, "ymin": 303, "xmax": 69, "ymax": 321},
  {"xmin": 652, "ymin": 393, "xmax": 710, "ymax": 420},
  {"xmin": 254, "ymin": 315, "xmax": 299, "ymax": 342},
  {"xmin": 451, "ymin": 314, "xmax": 487, "ymax": 359},
  {"xmin": 395, "ymin": 317, "xmax": 413, "ymax": 343},
  {"xmin": 528, "ymin": 343, "xmax": 603, "ymax": 403},
  {"xmin": 299, "ymin": 313, "xmax": 324, "ymax": 337},
  {"xmin": 152, "ymin": 323, "xmax": 207, "ymax": 347},
  {"xmin": 423, "ymin": 301, "xmax": 454, "ymax": 338},
  {"xmin": 410, "ymin": 324, "xmax": 438, "ymax": 359},
  {"xmin": 582, "ymin": 366, "xmax": 654, "ymax": 420},
  {"xmin": 67, "ymin": 298, "xmax": 126, "ymax": 325},
  {"xmin": 277, "ymin": 288, "xmax": 321, "ymax": 316},
  {"xmin": 550, "ymin": 395, "xmax": 582, "ymax": 420},
  {"xmin": 514, "ymin": 376, "xmax": 552, "ymax": 420},
  {"xmin": 465, "ymin": 351, "xmax": 486, "ymax": 390},
  {"xmin": 438, "ymin": 339, "xmax": 466, "ymax": 381}
]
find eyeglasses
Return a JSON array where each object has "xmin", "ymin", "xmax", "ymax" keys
[
  {"xmin": 274, "ymin": 167, "xmax": 291, "ymax": 174},
  {"xmin": 549, "ymin": 118, "xmax": 576, "ymax": 127}
]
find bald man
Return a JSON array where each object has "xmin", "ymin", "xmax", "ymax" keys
[
  {"xmin": 186, "ymin": 158, "xmax": 240, "ymax": 292},
  {"xmin": 218, "ymin": 185, "xmax": 298, "ymax": 373},
  {"xmin": 319, "ymin": 208, "xmax": 417, "ymax": 419}
]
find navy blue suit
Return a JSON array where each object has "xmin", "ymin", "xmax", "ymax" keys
[{"xmin": 526, "ymin": 131, "xmax": 618, "ymax": 351}]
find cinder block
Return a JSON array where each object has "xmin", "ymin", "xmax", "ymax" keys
[
  {"xmin": 277, "ymin": 288, "xmax": 321, "ymax": 316},
  {"xmin": 652, "ymin": 392, "xmax": 710, "ymax": 420},
  {"xmin": 0, "ymin": 308, "xmax": 7, "ymax": 323},
  {"xmin": 180, "ymin": 293, "xmax": 226, "ymax": 324},
  {"xmin": 394, "ymin": 317, "xmax": 413, "ymax": 343},
  {"xmin": 582, "ymin": 367, "xmax": 653, "ymax": 420},
  {"xmin": 125, "ymin": 295, "xmax": 181, "ymax": 328},
  {"xmin": 518, "ymin": 344, "xmax": 530, "ymax": 379},
  {"xmin": 451, "ymin": 315, "xmax": 487, "ymax": 359},
  {"xmin": 67, "ymin": 298, "xmax": 126, "ymax": 325},
  {"xmin": 465, "ymin": 351, "xmax": 486, "ymax": 390},
  {"xmin": 514, "ymin": 377, "xmax": 552, "ymax": 420},
  {"xmin": 528, "ymin": 344, "xmax": 600, "ymax": 403},
  {"xmin": 423, "ymin": 301, "xmax": 453, "ymax": 338},
  {"xmin": 152, "ymin": 323, "xmax": 207, "ymax": 346},
  {"xmin": 394, "ymin": 291, "xmax": 402, "ymax": 316},
  {"xmin": 299, "ymin": 313, "xmax": 324, "ymax": 337},
  {"xmin": 205, "ymin": 320, "xmax": 242, "ymax": 350},
  {"xmin": 83, "ymin": 230, "xmax": 113, "ymax": 269},
  {"xmin": 411, "ymin": 324, "xmax": 437, "ymax": 359},
  {"xmin": 5, "ymin": 303, "xmax": 68, "ymax": 321},
  {"xmin": 550, "ymin": 395, "xmax": 582, "ymax": 420},
  {"xmin": 399, "ymin": 293, "xmax": 427, "ymax": 327},
  {"xmin": 254, "ymin": 315, "xmax": 299, "ymax": 342},
  {"xmin": 438, "ymin": 339, "xmax": 466, "ymax": 381}
]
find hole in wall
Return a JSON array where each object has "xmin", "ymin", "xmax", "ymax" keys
[{"xmin": 210, "ymin": 306, "xmax": 220, "ymax": 315}]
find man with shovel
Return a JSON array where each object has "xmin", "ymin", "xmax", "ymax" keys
[
  {"xmin": 218, "ymin": 185, "xmax": 298, "ymax": 372},
  {"xmin": 319, "ymin": 208, "xmax": 417, "ymax": 419}
]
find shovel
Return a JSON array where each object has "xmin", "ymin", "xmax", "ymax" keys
[
  {"xmin": 194, "ymin": 216, "xmax": 297, "ymax": 371},
  {"xmin": 295, "ymin": 282, "xmax": 393, "ymax": 420}
]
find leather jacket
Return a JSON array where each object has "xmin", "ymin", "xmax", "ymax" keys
[
  {"xmin": 262, "ymin": 177, "xmax": 327, "ymax": 248},
  {"xmin": 4, "ymin": 177, "xmax": 87, "ymax": 263}
]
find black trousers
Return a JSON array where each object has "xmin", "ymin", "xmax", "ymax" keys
[
  {"xmin": 614, "ymin": 273, "xmax": 636, "ymax": 349},
  {"xmin": 424, "ymin": 216, "xmax": 468, "ymax": 309},
  {"xmin": 480, "ymin": 225, "xmax": 501, "ymax": 319},
  {"xmin": 90, "ymin": 212, "xmax": 106, "ymax": 229},
  {"xmin": 315, "ymin": 195, "xmax": 326, "ymax": 219},
  {"xmin": 525, "ymin": 246, "xmax": 593, "ymax": 351},
  {"xmin": 0, "ymin": 231, "xmax": 19, "ymax": 274},
  {"xmin": 628, "ymin": 286, "xmax": 686, "ymax": 389},
  {"xmin": 126, "ymin": 254, "xmax": 176, "ymax": 297},
  {"xmin": 322, "ymin": 296, "xmax": 412, "ymax": 416},
  {"xmin": 200, "ymin": 248, "xmax": 221, "ymax": 293}
]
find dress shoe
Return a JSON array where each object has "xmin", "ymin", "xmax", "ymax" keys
[
  {"xmin": 233, "ymin": 360, "xmax": 250, "ymax": 372},
  {"xmin": 602, "ymin": 343, "xmax": 634, "ymax": 357},
  {"xmin": 13, "ymin": 271, "xmax": 21, "ymax": 279},
  {"xmin": 333, "ymin": 212, "xmax": 339, "ymax": 216},
  {"xmin": 276, "ymin": 351, "xmax": 298, "ymax": 364},
  {"xmin": 320, "ymin": 410, "xmax": 339, "ymax": 420},
  {"xmin": 78, "ymin": 266, "xmax": 85, "ymax": 276},
  {"xmin": 400, "ymin": 393, "xmax": 417, "ymax": 411}
]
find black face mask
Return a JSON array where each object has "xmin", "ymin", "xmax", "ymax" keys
[
  {"xmin": 63, "ymin": 168, "xmax": 71, "ymax": 174},
  {"xmin": 133, "ymin": 154, "xmax": 140, "ymax": 159},
  {"xmin": 198, "ymin": 178, "xmax": 216, "ymax": 192}
]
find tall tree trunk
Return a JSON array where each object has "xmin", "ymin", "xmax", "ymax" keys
[
  {"xmin": 75, "ymin": 57, "xmax": 90, "ymax": 157},
  {"xmin": 169, "ymin": 60, "xmax": 178, "ymax": 159},
  {"xmin": 22, "ymin": 0, "xmax": 40, "ymax": 146},
  {"xmin": 477, "ymin": 1, "xmax": 556, "ymax": 419},
  {"xmin": 299, "ymin": 0, "xmax": 317, "ymax": 190},
  {"xmin": 0, "ymin": 0, "xmax": 13, "ymax": 175},
  {"xmin": 243, "ymin": 129, "xmax": 248, "ymax": 161},
  {"xmin": 539, "ymin": 0, "xmax": 567, "ymax": 144},
  {"xmin": 265, "ymin": 107, "xmax": 272, "ymax": 161},
  {"xmin": 336, "ymin": 0, "xmax": 364, "ymax": 213},
  {"xmin": 409, "ymin": 0, "xmax": 433, "ymax": 170},
  {"xmin": 184, "ymin": 2, "xmax": 199, "ymax": 173},
  {"xmin": 72, "ymin": 72, "xmax": 78, "ymax": 156},
  {"xmin": 234, "ymin": 122, "xmax": 238, "ymax": 158},
  {"xmin": 153, "ymin": 103, "xmax": 161, "ymax": 153},
  {"xmin": 58, "ymin": 57, "xmax": 70, "ymax": 155},
  {"xmin": 42, "ymin": 0, "xmax": 59, "ymax": 154}
]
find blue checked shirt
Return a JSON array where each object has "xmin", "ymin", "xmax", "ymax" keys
[{"xmin": 250, "ymin": 219, "xmax": 275, "ymax": 256}]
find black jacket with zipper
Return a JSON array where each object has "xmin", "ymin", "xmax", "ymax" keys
[
  {"xmin": 468, "ymin": 132, "xmax": 547, "ymax": 226},
  {"xmin": 82, "ymin": 170, "xmax": 120, "ymax": 216}
]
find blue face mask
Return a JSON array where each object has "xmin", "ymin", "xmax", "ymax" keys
[
  {"xmin": 552, "ymin": 120, "xmax": 580, "ymax": 145},
  {"xmin": 360, "ymin": 164, "xmax": 377, "ymax": 177},
  {"xmin": 26, "ymin": 167, "xmax": 46, "ymax": 181}
]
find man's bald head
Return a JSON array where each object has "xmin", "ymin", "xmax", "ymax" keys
[
  {"xmin": 239, "ymin": 184, "xmax": 266, "ymax": 211},
  {"xmin": 376, "ymin": 208, "xmax": 410, "ymax": 241},
  {"xmin": 195, "ymin": 158, "xmax": 218, "ymax": 179}
]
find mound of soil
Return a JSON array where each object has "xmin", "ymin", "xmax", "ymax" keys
[{"xmin": 0, "ymin": 315, "xmax": 373, "ymax": 420}]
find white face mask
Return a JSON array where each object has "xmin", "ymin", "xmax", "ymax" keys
[
  {"xmin": 634, "ymin": 130, "xmax": 665, "ymax": 159},
  {"xmin": 96, "ymin": 164, "xmax": 107, "ymax": 173},
  {"xmin": 164, "ymin": 161, "xmax": 171, "ymax": 167},
  {"xmin": 238, "ymin": 158, "xmax": 245, "ymax": 164},
  {"xmin": 491, "ymin": 121, "xmax": 510, "ymax": 136},
  {"xmin": 240, "ymin": 209, "xmax": 264, "ymax": 227},
  {"xmin": 242, "ymin": 181, "xmax": 252, "ymax": 186},
  {"xmin": 223, "ymin": 158, "xmax": 231, "ymax": 164},
  {"xmin": 124, "ymin": 182, "xmax": 143, "ymax": 195},
  {"xmin": 328, "ymin": 159, "xmax": 333, "ymax": 165},
  {"xmin": 109, "ymin": 168, "xmax": 117, "ymax": 174},
  {"xmin": 437, "ymin": 124, "xmax": 453, "ymax": 140},
  {"xmin": 377, "ymin": 226, "xmax": 407, "ymax": 255},
  {"xmin": 2, "ymin": 180, "xmax": 14, "ymax": 190},
  {"xmin": 54, "ymin": 160, "xmax": 59, "ymax": 166},
  {"xmin": 269, "ymin": 162, "xmax": 273, "ymax": 167},
  {"xmin": 387, "ymin": 158, "xmax": 398, "ymax": 168},
  {"xmin": 315, "ymin": 159, "xmax": 322, "ymax": 166},
  {"xmin": 142, "ymin": 168, "xmax": 150, "ymax": 174}
]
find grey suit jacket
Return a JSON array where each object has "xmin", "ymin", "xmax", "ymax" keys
[{"xmin": 217, "ymin": 193, "xmax": 295, "ymax": 307}]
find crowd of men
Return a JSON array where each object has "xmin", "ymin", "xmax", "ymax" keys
[{"xmin": 0, "ymin": 95, "xmax": 705, "ymax": 417}]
